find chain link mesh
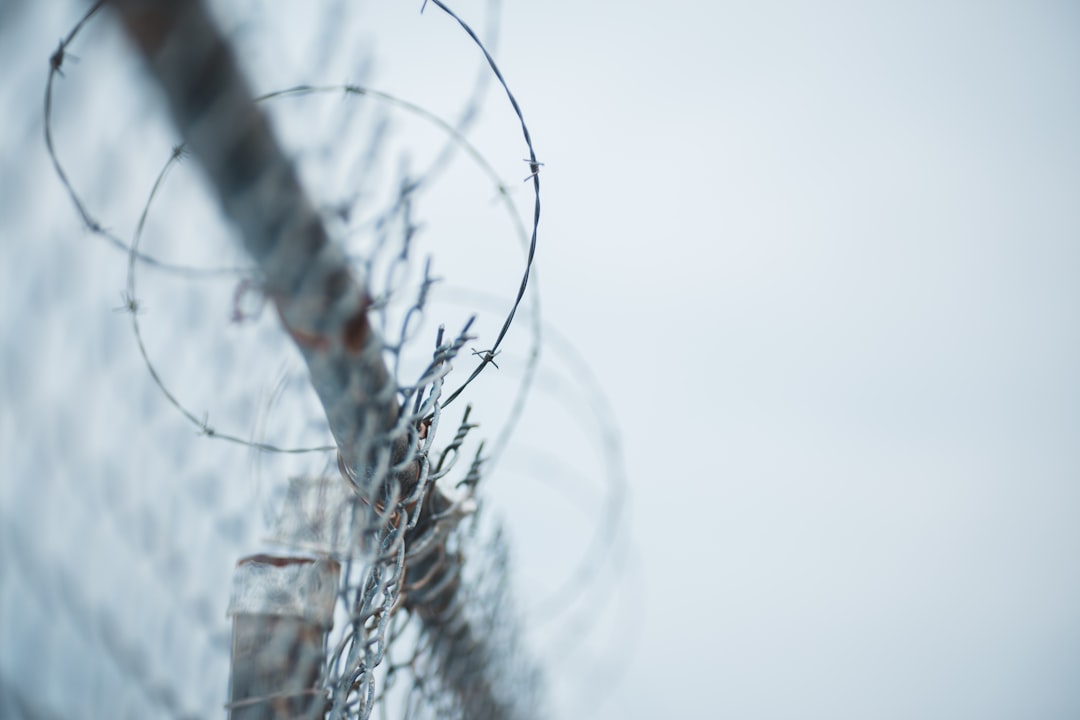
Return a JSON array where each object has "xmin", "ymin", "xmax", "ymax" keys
[{"xmin": 1, "ymin": 2, "xmax": 632, "ymax": 718}]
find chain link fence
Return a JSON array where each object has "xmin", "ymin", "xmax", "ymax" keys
[{"xmin": 1, "ymin": 1, "xmax": 633, "ymax": 718}]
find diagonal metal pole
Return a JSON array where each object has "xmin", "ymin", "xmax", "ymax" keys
[
  {"xmin": 102, "ymin": 1, "xmax": 518, "ymax": 718},
  {"xmin": 107, "ymin": 0, "xmax": 408, "ymax": 485}
]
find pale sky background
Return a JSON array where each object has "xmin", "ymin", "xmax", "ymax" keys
[
  {"xmin": 3, "ymin": 1, "xmax": 1080, "ymax": 719},
  {"xmin": 492, "ymin": 3, "xmax": 1080, "ymax": 718}
]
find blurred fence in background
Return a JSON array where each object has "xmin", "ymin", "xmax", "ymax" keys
[{"xmin": 0, "ymin": 1, "xmax": 634, "ymax": 718}]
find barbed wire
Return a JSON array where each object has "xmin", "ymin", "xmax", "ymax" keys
[
  {"xmin": 44, "ymin": 1, "xmax": 249, "ymax": 279},
  {"xmin": 419, "ymin": 0, "xmax": 542, "ymax": 412},
  {"xmin": 44, "ymin": 2, "xmax": 542, "ymax": 458}
]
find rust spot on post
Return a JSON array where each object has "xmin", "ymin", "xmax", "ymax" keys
[
  {"xmin": 342, "ymin": 300, "xmax": 371, "ymax": 353},
  {"xmin": 239, "ymin": 554, "xmax": 317, "ymax": 568},
  {"xmin": 114, "ymin": 3, "xmax": 175, "ymax": 55}
]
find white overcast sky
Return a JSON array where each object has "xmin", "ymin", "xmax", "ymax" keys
[
  {"xmin": 492, "ymin": 3, "xmax": 1080, "ymax": 718},
  {"xmin": 3, "ymin": 2, "xmax": 1080, "ymax": 719}
]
